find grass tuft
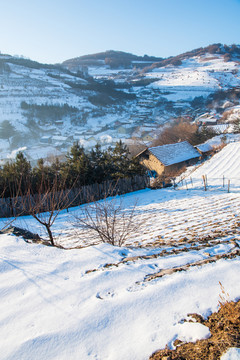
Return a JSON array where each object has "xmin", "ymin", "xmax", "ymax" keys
[{"xmin": 150, "ymin": 283, "xmax": 240, "ymax": 360}]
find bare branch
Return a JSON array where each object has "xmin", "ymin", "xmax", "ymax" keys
[
  {"xmin": 18, "ymin": 174, "xmax": 81, "ymax": 246},
  {"xmin": 74, "ymin": 194, "xmax": 140, "ymax": 247}
]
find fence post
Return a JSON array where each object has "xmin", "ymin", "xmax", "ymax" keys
[
  {"xmin": 223, "ymin": 175, "xmax": 225, "ymax": 188},
  {"xmin": 173, "ymin": 179, "xmax": 176, "ymax": 189},
  {"xmin": 228, "ymin": 180, "xmax": 230, "ymax": 193},
  {"xmin": 202, "ymin": 175, "xmax": 207, "ymax": 191}
]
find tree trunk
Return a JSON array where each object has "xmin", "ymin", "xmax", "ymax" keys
[{"xmin": 45, "ymin": 224, "xmax": 54, "ymax": 246}]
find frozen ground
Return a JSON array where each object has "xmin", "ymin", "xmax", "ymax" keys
[{"xmin": 0, "ymin": 142, "xmax": 240, "ymax": 360}]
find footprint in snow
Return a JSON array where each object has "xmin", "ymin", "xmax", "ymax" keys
[
  {"xmin": 127, "ymin": 283, "xmax": 146, "ymax": 292},
  {"xmin": 148, "ymin": 264, "xmax": 159, "ymax": 270},
  {"xmin": 96, "ymin": 289, "xmax": 116, "ymax": 300}
]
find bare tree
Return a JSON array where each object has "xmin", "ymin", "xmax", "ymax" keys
[
  {"xmin": 151, "ymin": 119, "xmax": 203, "ymax": 147},
  {"xmin": 21, "ymin": 176, "xmax": 80, "ymax": 246},
  {"xmin": 74, "ymin": 195, "xmax": 139, "ymax": 247}
]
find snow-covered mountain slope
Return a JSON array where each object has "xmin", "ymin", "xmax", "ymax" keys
[
  {"xmin": 0, "ymin": 141, "xmax": 240, "ymax": 360},
  {"xmin": 183, "ymin": 141, "xmax": 240, "ymax": 189},
  {"xmin": 1, "ymin": 44, "xmax": 240, "ymax": 163},
  {"xmin": 62, "ymin": 44, "xmax": 240, "ymax": 138},
  {"xmin": 0, "ymin": 61, "xmax": 91, "ymax": 129},
  {"xmin": 0, "ymin": 55, "xmax": 137, "ymax": 162},
  {"xmin": 145, "ymin": 55, "xmax": 240, "ymax": 101}
]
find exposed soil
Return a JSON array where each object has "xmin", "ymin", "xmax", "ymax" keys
[
  {"xmin": 150, "ymin": 299, "xmax": 240, "ymax": 360},
  {"xmin": 0, "ymin": 226, "xmax": 50, "ymax": 245}
]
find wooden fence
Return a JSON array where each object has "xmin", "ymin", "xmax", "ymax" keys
[
  {"xmin": 179, "ymin": 174, "xmax": 240, "ymax": 193},
  {"xmin": 0, "ymin": 175, "xmax": 150, "ymax": 218}
]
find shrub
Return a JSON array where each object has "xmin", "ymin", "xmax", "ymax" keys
[{"xmin": 74, "ymin": 195, "xmax": 139, "ymax": 247}]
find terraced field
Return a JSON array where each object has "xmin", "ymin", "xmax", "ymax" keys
[{"xmin": 1, "ymin": 141, "xmax": 240, "ymax": 360}]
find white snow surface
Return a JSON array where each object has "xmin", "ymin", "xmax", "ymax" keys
[
  {"xmin": 148, "ymin": 56, "xmax": 239, "ymax": 89},
  {"xmin": 146, "ymin": 55, "xmax": 240, "ymax": 101},
  {"xmin": 0, "ymin": 142, "xmax": 240, "ymax": 360},
  {"xmin": 0, "ymin": 235, "xmax": 239, "ymax": 360},
  {"xmin": 221, "ymin": 348, "xmax": 240, "ymax": 360},
  {"xmin": 183, "ymin": 141, "xmax": 240, "ymax": 189},
  {"xmin": 175, "ymin": 322, "xmax": 211, "ymax": 343}
]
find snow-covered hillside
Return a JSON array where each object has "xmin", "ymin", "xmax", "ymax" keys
[
  {"xmin": 183, "ymin": 141, "xmax": 240, "ymax": 189},
  {"xmin": 0, "ymin": 141, "xmax": 239, "ymax": 360},
  {"xmin": 1, "ymin": 44, "xmax": 240, "ymax": 164},
  {"xmin": 0, "ymin": 56, "xmax": 137, "ymax": 162},
  {"xmin": 146, "ymin": 55, "xmax": 240, "ymax": 101}
]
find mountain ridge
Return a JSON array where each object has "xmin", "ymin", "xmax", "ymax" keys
[{"xmin": 61, "ymin": 43, "xmax": 240, "ymax": 71}]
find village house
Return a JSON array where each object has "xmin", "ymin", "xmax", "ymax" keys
[
  {"xmin": 54, "ymin": 120, "xmax": 64, "ymax": 126},
  {"xmin": 194, "ymin": 113, "xmax": 218, "ymax": 126},
  {"xmin": 136, "ymin": 141, "xmax": 201, "ymax": 177},
  {"xmin": 40, "ymin": 136, "xmax": 52, "ymax": 144},
  {"xmin": 195, "ymin": 143, "xmax": 214, "ymax": 158}
]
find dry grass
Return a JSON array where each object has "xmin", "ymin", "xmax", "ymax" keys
[{"xmin": 150, "ymin": 284, "xmax": 240, "ymax": 360}]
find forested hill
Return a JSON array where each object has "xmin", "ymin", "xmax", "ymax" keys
[
  {"xmin": 61, "ymin": 44, "xmax": 240, "ymax": 71},
  {"xmin": 61, "ymin": 50, "xmax": 163, "ymax": 70}
]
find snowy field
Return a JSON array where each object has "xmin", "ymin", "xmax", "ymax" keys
[
  {"xmin": 183, "ymin": 141, "xmax": 240, "ymax": 190},
  {"xmin": 0, "ymin": 143, "xmax": 240, "ymax": 359},
  {"xmin": 146, "ymin": 55, "xmax": 240, "ymax": 101}
]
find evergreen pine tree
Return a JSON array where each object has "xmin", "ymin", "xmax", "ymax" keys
[
  {"xmin": 111, "ymin": 140, "xmax": 131, "ymax": 178},
  {"xmin": 65, "ymin": 142, "xmax": 90, "ymax": 186}
]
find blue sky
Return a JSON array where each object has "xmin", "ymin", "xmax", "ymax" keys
[{"xmin": 1, "ymin": 0, "xmax": 240, "ymax": 64}]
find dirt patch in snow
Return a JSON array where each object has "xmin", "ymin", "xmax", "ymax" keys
[
  {"xmin": 0, "ymin": 226, "xmax": 50, "ymax": 245},
  {"xmin": 150, "ymin": 299, "xmax": 240, "ymax": 360}
]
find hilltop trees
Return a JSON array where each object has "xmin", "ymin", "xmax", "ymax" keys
[
  {"xmin": 105, "ymin": 56, "xmax": 131, "ymax": 69},
  {"xmin": 152, "ymin": 118, "xmax": 216, "ymax": 147}
]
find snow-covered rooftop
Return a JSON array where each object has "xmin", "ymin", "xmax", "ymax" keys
[
  {"xmin": 195, "ymin": 143, "xmax": 213, "ymax": 153},
  {"xmin": 148, "ymin": 141, "xmax": 200, "ymax": 166}
]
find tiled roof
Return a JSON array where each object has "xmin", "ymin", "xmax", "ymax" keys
[{"xmin": 148, "ymin": 141, "xmax": 200, "ymax": 166}]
